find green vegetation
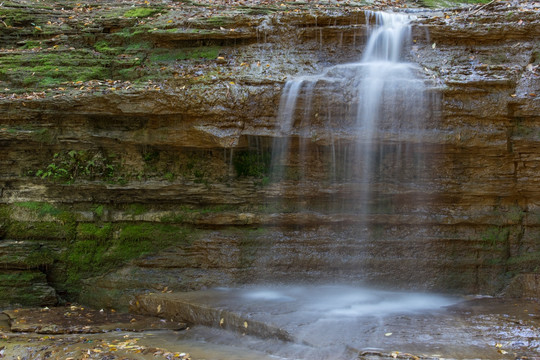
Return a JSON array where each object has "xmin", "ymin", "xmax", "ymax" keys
[
  {"xmin": 203, "ymin": 16, "xmax": 236, "ymax": 27},
  {"xmin": 164, "ymin": 172, "xmax": 175, "ymax": 182},
  {"xmin": 0, "ymin": 51, "xmax": 109, "ymax": 88},
  {"xmin": 92, "ymin": 204, "xmax": 106, "ymax": 218},
  {"xmin": 0, "ymin": 46, "xmax": 147, "ymax": 89},
  {"xmin": 233, "ymin": 150, "xmax": 271, "ymax": 178},
  {"xmin": 6, "ymin": 220, "xmax": 71, "ymax": 240},
  {"xmin": 481, "ymin": 227, "xmax": 509, "ymax": 248},
  {"xmin": 25, "ymin": 247, "xmax": 57, "ymax": 268},
  {"xmin": 506, "ymin": 206, "xmax": 525, "ymax": 223},
  {"xmin": 124, "ymin": 7, "xmax": 162, "ymax": 18},
  {"xmin": 0, "ymin": 271, "xmax": 45, "ymax": 286},
  {"xmin": 94, "ymin": 40, "xmax": 118, "ymax": 54},
  {"xmin": 34, "ymin": 150, "xmax": 118, "ymax": 183},
  {"xmin": 0, "ymin": 8, "xmax": 37, "ymax": 27},
  {"xmin": 15, "ymin": 201, "xmax": 62, "ymax": 217},
  {"xmin": 64, "ymin": 222, "xmax": 190, "ymax": 295},
  {"xmin": 76, "ymin": 223, "xmax": 112, "ymax": 242},
  {"xmin": 419, "ymin": 0, "xmax": 490, "ymax": 7},
  {"xmin": 21, "ymin": 40, "xmax": 42, "ymax": 49},
  {"xmin": 126, "ymin": 203, "xmax": 147, "ymax": 217}
]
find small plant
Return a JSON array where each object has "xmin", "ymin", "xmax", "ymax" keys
[
  {"xmin": 21, "ymin": 40, "xmax": 42, "ymax": 49},
  {"xmin": 35, "ymin": 150, "xmax": 118, "ymax": 183},
  {"xmin": 164, "ymin": 172, "xmax": 175, "ymax": 182},
  {"xmin": 92, "ymin": 204, "xmax": 105, "ymax": 218}
]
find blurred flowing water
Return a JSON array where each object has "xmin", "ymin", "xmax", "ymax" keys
[{"xmin": 272, "ymin": 11, "xmax": 429, "ymax": 215}]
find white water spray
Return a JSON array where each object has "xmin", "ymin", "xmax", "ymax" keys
[{"xmin": 274, "ymin": 11, "xmax": 428, "ymax": 214}]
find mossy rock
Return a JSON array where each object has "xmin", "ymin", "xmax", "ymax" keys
[
  {"xmin": 0, "ymin": 270, "xmax": 57, "ymax": 307},
  {"xmin": 6, "ymin": 221, "xmax": 72, "ymax": 240},
  {"xmin": 418, "ymin": 0, "xmax": 491, "ymax": 8},
  {"xmin": 124, "ymin": 7, "xmax": 163, "ymax": 18}
]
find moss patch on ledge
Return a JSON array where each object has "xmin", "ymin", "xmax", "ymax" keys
[
  {"xmin": 419, "ymin": 0, "xmax": 490, "ymax": 8},
  {"xmin": 63, "ymin": 222, "xmax": 192, "ymax": 297}
]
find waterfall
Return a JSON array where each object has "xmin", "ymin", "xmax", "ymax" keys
[{"xmin": 273, "ymin": 11, "xmax": 428, "ymax": 216}]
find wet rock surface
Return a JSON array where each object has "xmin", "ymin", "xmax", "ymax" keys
[
  {"xmin": 0, "ymin": 0, "xmax": 538, "ymax": 311},
  {"xmin": 132, "ymin": 286, "xmax": 540, "ymax": 360},
  {"xmin": 2, "ymin": 305, "xmax": 186, "ymax": 334},
  {"xmin": 0, "ymin": 306, "xmax": 194, "ymax": 359}
]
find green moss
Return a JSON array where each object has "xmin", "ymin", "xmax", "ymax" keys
[
  {"xmin": 0, "ymin": 51, "xmax": 112, "ymax": 88},
  {"xmin": 160, "ymin": 213, "xmax": 186, "ymax": 223},
  {"xmin": 126, "ymin": 42, "xmax": 152, "ymax": 51},
  {"xmin": 6, "ymin": 221, "xmax": 69, "ymax": 240},
  {"xmin": 94, "ymin": 40, "xmax": 119, "ymax": 54},
  {"xmin": 92, "ymin": 204, "xmax": 105, "ymax": 218},
  {"xmin": 15, "ymin": 201, "xmax": 62, "ymax": 216},
  {"xmin": 25, "ymin": 247, "xmax": 57, "ymax": 268},
  {"xmin": 481, "ymin": 227, "xmax": 509, "ymax": 248},
  {"xmin": 507, "ymin": 207, "xmax": 525, "ymax": 223},
  {"xmin": 124, "ymin": 7, "xmax": 162, "ymax": 18},
  {"xmin": 203, "ymin": 16, "xmax": 236, "ymax": 27},
  {"xmin": 419, "ymin": 0, "xmax": 490, "ymax": 7},
  {"xmin": 76, "ymin": 223, "xmax": 112, "ymax": 241},
  {"xmin": 117, "ymin": 223, "xmax": 185, "ymax": 243},
  {"xmin": 63, "ymin": 223, "xmax": 191, "ymax": 295},
  {"xmin": 20, "ymin": 40, "xmax": 42, "ymax": 49},
  {"xmin": 0, "ymin": 271, "xmax": 44, "ymax": 286},
  {"xmin": 31, "ymin": 128, "xmax": 55, "ymax": 143},
  {"xmin": 0, "ymin": 206, "xmax": 12, "ymax": 237},
  {"xmin": 0, "ymin": 8, "xmax": 36, "ymax": 27},
  {"xmin": 0, "ymin": 46, "xmax": 150, "ymax": 89},
  {"xmin": 126, "ymin": 203, "xmax": 147, "ymax": 216},
  {"xmin": 164, "ymin": 172, "xmax": 175, "ymax": 182}
]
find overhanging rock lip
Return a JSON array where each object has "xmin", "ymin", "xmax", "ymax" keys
[{"xmin": 131, "ymin": 291, "xmax": 296, "ymax": 343}]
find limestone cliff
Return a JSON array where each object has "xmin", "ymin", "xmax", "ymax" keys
[{"xmin": 0, "ymin": 0, "xmax": 539, "ymax": 309}]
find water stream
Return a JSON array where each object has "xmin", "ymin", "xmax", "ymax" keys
[
  {"xmin": 272, "ymin": 11, "xmax": 429, "ymax": 217},
  {"xmin": 3, "ymin": 11, "xmax": 539, "ymax": 360}
]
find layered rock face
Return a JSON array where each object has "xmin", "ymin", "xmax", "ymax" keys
[{"xmin": 0, "ymin": 0, "xmax": 538, "ymax": 309}]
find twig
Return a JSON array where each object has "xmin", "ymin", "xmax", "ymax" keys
[{"xmin": 470, "ymin": 0, "xmax": 497, "ymax": 16}]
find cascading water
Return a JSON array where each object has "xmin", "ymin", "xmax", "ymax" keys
[
  {"xmin": 171, "ymin": 12, "xmax": 460, "ymax": 360},
  {"xmin": 273, "ymin": 12, "xmax": 429, "ymax": 216}
]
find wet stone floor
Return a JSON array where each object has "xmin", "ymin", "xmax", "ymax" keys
[{"xmin": 0, "ymin": 293, "xmax": 539, "ymax": 360}]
